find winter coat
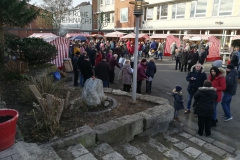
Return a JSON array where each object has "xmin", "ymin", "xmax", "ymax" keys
[
  {"xmin": 146, "ymin": 61, "xmax": 156, "ymax": 78},
  {"xmin": 95, "ymin": 53, "xmax": 102, "ymax": 66},
  {"xmin": 114, "ymin": 47, "xmax": 122, "ymax": 57},
  {"xmin": 138, "ymin": 44, "xmax": 143, "ymax": 51},
  {"xmin": 198, "ymin": 51, "xmax": 207, "ymax": 64},
  {"xmin": 150, "ymin": 41, "xmax": 157, "ymax": 50},
  {"xmin": 129, "ymin": 45, "xmax": 135, "ymax": 55},
  {"xmin": 77, "ymin": 55, "xmax": 85, "ymax": 72},
  {"xmin": 208, "ymin": 68, "xmax": 226, "ymax": 102},
  {"xmin": 175, "ymin": 51, "xmax": 182, "ymax": 60},
  {"xmin": 181, "ymin": 51, "xmax": 189, "ymax": 64},
  {"xmin": 137, "ymin": 63, "xmax": 147, "ymax": 81},
  {"xmin": 122, "ymin": 64, "xmax": 133, "ymax": 85},
  {"xmin": 224, "ymin": 68, "xmax": 238, "ymax": 95},
  {"xmin": 95, "ymin": 61, "xmax": 110, "ymax": 81},
  {"xmin": 109, "ymin": 57, "xmax": 120, "ymax": 71},
  {"xmin": 186, "ymin": 65, "xmax": 207, "ymax": 95},
  {"xmin": 157, "ymin": 43, "xmax": 163, "ymax": 52},
  {"xmin": 172, "ymin": 89, "xmax": 184, "ymax": 110},
  {"xmin": 187, "ymin": 52, "xmax": 199, "ymax": 65},
  {"xmin": 194, "ymin": 87, "xmax": 218, "ymax": 117},
  {"xmin": 80, "ymin": 60, "xmax": 93, "ymax": 80},
  {"xmin": 230, "ymin": 51, "xmax": 239, "ymax": 67},
  {"xmin": 170, "ymin": 43, "xmax": 177, "ymax": 54},
  {"xmin": 72, "ymin": 55, "xmax": 79, "ymax": 71}
]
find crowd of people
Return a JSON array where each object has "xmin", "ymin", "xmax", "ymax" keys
[{"xmin": 70, "ymin": 37, "xmax": 239, "ymax": 138}]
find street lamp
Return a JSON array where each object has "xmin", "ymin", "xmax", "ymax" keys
[{"xmin": 129, "ymin": 0, "xmax": 149, "ymax": 102}]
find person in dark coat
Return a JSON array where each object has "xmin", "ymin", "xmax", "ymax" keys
[
  {"xmin": 230, "ymin": 51, "xmax": 239, "ymax": 67},
  {"xmin": 145, "ymin": 59, "xmax": 156, "ymax": 93},
  {"xmin": 180, "ymin": 49, "xmax": 189, "ymax": 72},
  {"xmin": 73, "ymin": 51, "xmax": 80, "ymax": 86},
  {"xmin": 187, "ymin": 48, "xmax": 199, "ymax": 72},
  {"xmin": 95, "ymin": 56, "xmax": 110, "ymax": 88},
  {"xmin": 109, "ymin": 54, "xmax": 121, "ymax": 84},
  {"xmin": 172, "ymin": 86, "xmax": 184, "ymax": 122},
  {"xmin": 175, "ymin": 49, "xmax": 182, "ymax": 70},
  {"xmin": 198, "ymin": 47, "xmax": 207, "ymax": 65},
  {"xmin": 89, "ymin": 48, "xmax": 97, "ymax": 67},
  {"xmin": 79, "ymin": 56, "xmax": 94, "ymax": 85},
  {"xmin": 221, "ymin": 64, "xmax": 238, "ymax": 122},
  {"xmin": 194, "ymin": 80, "xmax": 218, "ymax": 137},
  {"xmin": 185, "ymin": 63, "xmax": 207, "ymax": 114},
  {"xmin": 137, "ymin": 59, "xmax": 147, "ymax": 94}
]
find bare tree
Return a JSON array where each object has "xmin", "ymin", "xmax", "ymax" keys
[{"xmin": 40, "ymin": 0, "xmax": 73, "ymax": 29}]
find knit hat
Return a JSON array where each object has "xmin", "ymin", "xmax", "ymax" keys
[
  {"xmin": 175, "ymin": 85, "xmax": 182, "ymax": 92},
  {"xmin": 227, "ymin": 64, "xmax": 234, "ymax": 69}
]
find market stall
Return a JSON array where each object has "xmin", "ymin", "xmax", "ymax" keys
[
  {"xmin": 183, "ymin": 34, "xmax": 221, "ymax": 61},
  {"xmin": 150, "ymin": 34, "xmax": 180, "ymax": 56},
  {"xmin": 29, "ymin": 33, "xmax": 69, "ymax": 68},
  {"xmin": 104, "ymin": 31, "xmax": 126, "ymax": 38},
  {"xmin": 65, "ymin": 33, "xmax": 90, "ymax": 38}
]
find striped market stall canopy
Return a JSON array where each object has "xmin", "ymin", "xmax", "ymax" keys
[
  {"xmin": 183, "ymin": 34, "xmax": 221, "ymax": 61},
  {"xmin": 150, "ymin": 34, "xmax": 181, "ymax": 56},
  {"xmin": 29, "ymin": 33, "xmax": 69, "ymax": 68},
  {"xmin": 65, "ymin": 33, "xmax": 90, "ymax": 38}
]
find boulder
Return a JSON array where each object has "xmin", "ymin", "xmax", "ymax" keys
[{"xmin": 82, "ymin": 78, "xmax": 106, "ymax": 107}]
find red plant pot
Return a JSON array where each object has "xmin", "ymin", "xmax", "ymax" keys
[{"xmin": 0, "ymin": 109, "xmax": 19, "ymax": 151}]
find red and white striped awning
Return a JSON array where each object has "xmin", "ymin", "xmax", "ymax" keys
[
  {"xmin": 150, "ymin": 34, "xmax": 169, "ymax": 39},
  {"xmin": 29, "ymin": 33, "xmax": 69, "ymax": 68},
  {"xmin": 232, "ymin": 35, "xmax": 240, "ymax": 40}
]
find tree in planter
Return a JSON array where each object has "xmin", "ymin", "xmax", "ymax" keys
[
  {"xmin": 8, "ymin": 38, "xmax": 57, "ymax": 65},
  {"xmin": 0, "ymin": 0, "xmax": 39, "ymax": 65}
]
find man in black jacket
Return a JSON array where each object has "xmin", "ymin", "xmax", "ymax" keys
[
  {"xmin": 95, "ymin": 56, "xmax": 110, "ymax": 88},
  {"xmin": 79, "ymin": 56, "xmax": 94, "ymax": 85},
  {"xmin": 221, "ymin": 64, "xmax": 238, "ymax": 122},
  {"xmin": 73, "ymin": 51, "xmax": 80, "ymax": 86}
]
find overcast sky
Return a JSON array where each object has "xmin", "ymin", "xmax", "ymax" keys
[{"xmin": 29, "ymin": 0, "xmax": 92, "ymax": 7}]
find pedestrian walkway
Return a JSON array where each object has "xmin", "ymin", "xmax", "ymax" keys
[{"xmin": 56, "ymin": 128, "xmax": 240, "ymax": 160}]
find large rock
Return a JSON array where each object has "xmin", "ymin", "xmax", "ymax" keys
[{"xmin": 82, "ymin": 78, "xmax": 106, "ymax": 107}]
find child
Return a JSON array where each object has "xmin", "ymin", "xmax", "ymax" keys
[{"xmin": 172, "ymin": 85, "xmax": 184, "ymax": 122}]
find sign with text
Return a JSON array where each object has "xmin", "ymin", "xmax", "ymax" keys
[{"xmin": 61, "ymin": 5, "xmax": 92, "ymax": 30}]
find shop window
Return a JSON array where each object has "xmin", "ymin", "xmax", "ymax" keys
[
  {"xmin": 157, "ymin": 5, "xmax": 168, "ymax": 20},
  {"xmin": 147, "ymin": 7, "xmax": 153, "ymax": 20},
  {"xmin": 190, "ymin": 0, "xmax": 207, "ymax": 18},
  {"xmin": 172, "ymin": 3, "xmax": 185, "ymax": 19},
  {"xmin": 212, "ymin": 0, "xmax": 233, "ymax": 16}
]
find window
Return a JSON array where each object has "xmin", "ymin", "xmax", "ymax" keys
[
  {"xmin": 157, "ymin": 5, "xmax": 168, "ymax": 20},
  {"xmin": 146, "ymin": 7, "xmax": 153, "ymax": 20},
  {"xmin": 190, "ymin": 0, "xmax": 207, "ymax": 18},
  {"xmin": 120, "ymin": 8, "xmax": 128, "ymax": 23},
  {"xmin": 111, "ymin": 12, "xmax": 114, "ymax": 23},
  {"xmin": 100, "ymin": 0, "xmax": 103, "ymax": 5},
  {"xmin": 172, "ymin": 3, "xmax": 185, "ymax": 19},
  {"xmin": 212, "ymin": 0, "xmax": 233, "ymax": 16}
]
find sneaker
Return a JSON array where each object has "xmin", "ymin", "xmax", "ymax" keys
[
  {"xmin": 184, "ymin": 110, "xmax": 190, "ymax": 114},
  {"xmin": 224, "ymin": 117, "xmax": 233, "ymax": 122}
]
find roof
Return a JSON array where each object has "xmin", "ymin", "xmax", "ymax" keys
[{"xmin": 183, "ymin": 34, "xmax": 214, "ymax": 40}]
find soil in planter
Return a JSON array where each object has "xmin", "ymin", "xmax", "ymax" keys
[{"xmin": 0, "ymin": 116, "xmax": 13, "ymax": 123}]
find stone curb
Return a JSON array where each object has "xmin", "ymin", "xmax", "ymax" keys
[{"xmin": 49, "ymin": 89, "xmax": 173, "ymax": 149}]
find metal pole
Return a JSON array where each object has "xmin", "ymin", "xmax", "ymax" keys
[{"xmin": 132, "ymin": 16, "xmax": 140, "ymax": 102}]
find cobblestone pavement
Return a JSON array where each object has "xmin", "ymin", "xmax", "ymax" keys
[{"xmin": 56, "ymin": 129, "xmax": 240, "ymax": 160}]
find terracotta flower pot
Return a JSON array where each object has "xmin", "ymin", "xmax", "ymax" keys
[{"xmin": 0, "ymin": 109, "xmax": 19, "ymax": 151}]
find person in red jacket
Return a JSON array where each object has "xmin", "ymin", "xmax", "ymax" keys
[
  {"xmin": 95, "ymin": 50, "xmax": 102, "ymax": 66},
  {"xmin": 137, "ymin": 59, "xmax": 148, "ymax": 94},
  {"xmin": 129, "ymin": 41, "xmax": 135, "ymax": 57},
  {"xmin": 208, "ymin": 66, "xmax": 226, "ymax": 127}
]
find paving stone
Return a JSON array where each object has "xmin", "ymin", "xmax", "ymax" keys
[
  {"xmin": 164, "ymin": 149, "xmax": 189, "ymax": 160},
  {"xmin": 0, "ymin": 156, "xmax": 12, "ymax": 160},
  {"xmin": 174, "ymin": 142, "xmax": 189, "ymax": 150},
  {"xmin": 213, "ymin": 141, "xmax": 235, "ymax": 153},
  {"xmin": 235, "ymin": 150, "xmax": 240, "ymax": 156},
  {"xmin": 163, "ymin": 134, "xmax": 179, "ymax": 143},
  {"xmin": 196, "ymin": 153, "xmax": 213, "ymax": 160},
  {"xmin": 0, "ymin": 145, "xmax": 18, "ymax": 159},
  {"xmin": 102, "ymin": 151, "xmax": 125, "ymax": 160},
  {"xmin": 135, "ymin": 154, "xmax": 152, "ymax": 160},
  {"xmin": 92, "ymin": 143, "xmax": 114, "ymax": 157},
  {"xmin": 179, "ymin": 132, "xmax": 193, "ymax": 139},
  {"xmin": 67, "ymin": 144, "xmax": 89, "ymax": 158},
  {"xmin": 148, "ymin": 138, "xmax": 167, "ymax": 153},
  {"xmin": 122, "ymin": 143, "xmax": 142, "ymax": 156},
  {"xmin": 11, "ymin": 153, "xmax": 23, "ymax": 160},
  {"xmin": 203, "ymin": 143, "xmax": 226, "ymax": 157},
  {"xmin": 189, "ymin": 137, "xmax": 206, "ymax": 146},
  {"xmin": 195, "ymin": 134, "xmax": 215, "ymax": 144},
  {"xmin": 74, "ymin": 153, "xmax": 97, "ymax": 160},
  {"xmin": 183, "ymin": 147, "xmax": 202, "ymax": 159},
  {"xmin": 224, "ymin": 155, "xmax": 236, "ymax": 160},
  {"xmin": 236, "ymin": 154, "xmax": 240, "ymax": 160}
]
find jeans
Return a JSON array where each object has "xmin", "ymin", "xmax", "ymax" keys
[
  {"xmin": 79, "ymin": 72, "xmax": 84, "ymax": 87},
  {"xmin": 175, "ymin": 59, "xmax": 181, "ymax": 70},
  {"xmin": 158, "ymin": 52, "xmax": 163, "ymax": 60},
  {"xmin": 213, "ymin": 102, "xmax": 218, "ymax": 120},
  {"xmin": 221, "ymin": 92, "xmax": 233, "ymax": 118},
  {"xmin": 187, "ymin": 94, "xmax": 194, "ymax": 110},
  {"xmin": 138, "ymin": 51, "xmax": 142, "ymax": 57},
  {"xmin": 102, "ymin": 80, "xmax": 109, "ymax": 88}
]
